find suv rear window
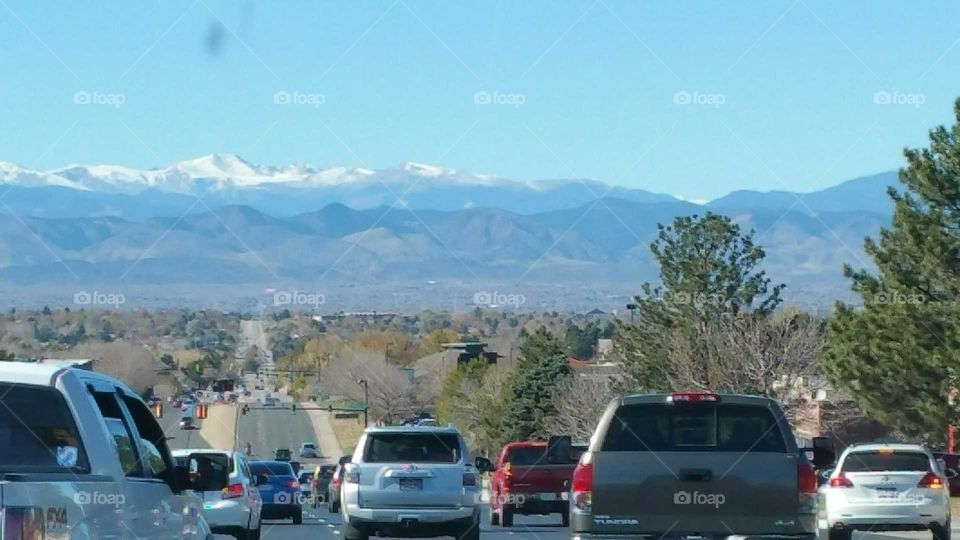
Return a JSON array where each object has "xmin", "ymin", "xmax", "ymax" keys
[
  {"xmin": 601, "ymin": 402, "xmax": 787, "ymax": 453},
  {"xmin": 842, "ymin": 451, "xmax": 930, "ymax": 472},
  {"xmin": 364, "ymin": 432, "xmax": 461, "ymax": 463},
  {"xmin": 0, "ymin": 383, "xmax": 89, "ymax": 473}
]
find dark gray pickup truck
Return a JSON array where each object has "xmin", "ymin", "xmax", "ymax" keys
[{"xmin": 570, "ymin": 391, "xmax": 826, "ymax": 540}]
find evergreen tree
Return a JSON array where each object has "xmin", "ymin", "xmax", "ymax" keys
[
  {"xmin": 498, "ymin": 328, "xmax": 570, "ymax": 443},
  {"xmin": 822, "ymin": 99, "xmax": 960, "ymax": 439}
]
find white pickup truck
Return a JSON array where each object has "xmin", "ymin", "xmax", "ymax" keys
[{"xmin": 0, "ymin": 362, "xmax": 217, "ymax": 539}]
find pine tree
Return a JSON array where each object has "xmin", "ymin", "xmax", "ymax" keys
[
  {"xmin": 822, "ymin": 99, "xmax": 960, "ymax": 439},
  {"xmin": 498, "ymin": 328, "xmax": 570, "ymax": 443}
]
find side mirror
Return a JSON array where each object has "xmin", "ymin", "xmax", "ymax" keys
[
  {"xmin": 474, "ymin": 456, "xmax": 493, "ymax": 473},
  {"xmin": 174, "ymin": 465, "xmax": 195, "ymax": 492},
  {"xmin": 809, "ymin": 436, "xmax": 836, "ymax": 468},
  {"xmin": 546, "ymin": 435, "xmax": 572, "ymax": 464}
]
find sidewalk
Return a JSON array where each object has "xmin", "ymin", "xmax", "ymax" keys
[{"xmin": 300, "ymin": 401, "xmax": 343, "ymax": 462}]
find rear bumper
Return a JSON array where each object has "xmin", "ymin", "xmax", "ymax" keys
[
  {"xmin": 821, "ymin": 496, "xmax": 949, "ymax": 528},
  {"xmin": 571, "ymin": 512, "xmax": 817, "ymax": 538},
  {"xmin": 201, "ymin": 500, "xmax": 251, "ymax": 529},
  {"xmin": 344, "ymin": 503, "xmax": 478, "ymax": 525},
  {"xmin": 345, "ymin": 512, "xmax": 477, "ymax": 537},
  {"xmin": 261, "ymin": 504, "xmax": 299, "ymax": 518},
  {"xmin": 573, "ymin": 535, "xmax": 816, "ymax": 540}
]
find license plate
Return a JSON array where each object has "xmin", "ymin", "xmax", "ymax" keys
[
  {"xmin": 877, "ymin": 487, "xmax": 897, "ymax": 499},
  {"xmin": 400, "ymin": 478, "xmax": 423, "ymax": 491},
  {"xmin": 540, "ymin": 493, "xmax": 557, "ymax": 501}
]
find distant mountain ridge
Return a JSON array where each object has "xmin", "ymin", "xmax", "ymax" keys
[{"xmin": 0, "ymin": 155, "xmax": 898, "ymax": 218}]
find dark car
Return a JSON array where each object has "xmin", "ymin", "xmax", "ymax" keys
[
  {"xmin": 327, "ymin": 455, "xmax": 352, "ymax": 513},
  {"xmin": 179, "ymin": 416, "xmax": 197, "ymax": 430},
  {"xmin": 275, "ymin": 448, "xmax": 291, "ymax": 461},
  {"xmin": 932, "ymin": 452, "xmax": 960, "ymax": 495},
  {"xmin": 251, "ymin": 460, "xmax": 302, "ymax": 524}
]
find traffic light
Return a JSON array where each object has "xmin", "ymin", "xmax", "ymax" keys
[
  {"xmin": 152, "ymin": 402, "xmax": 163, "ymax": 419},
  {"xmin": 196, "ymin": 404, "xmax": 208, "ymax": 419},
  {"xmin": 241, "ymin": 404, "xmax": 249, "ymax": 415},
  {"xmin": 328, "ymin": 404, "xmax": 333, "ymax": 413},
  {"xmin": 291, "ymin": 403, "xmax": 297, "ymax": 413}
]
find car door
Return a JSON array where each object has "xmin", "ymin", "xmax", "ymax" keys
[{"xmin": 238, "ymin": 455, "xmax": 263, "ymax": 526}]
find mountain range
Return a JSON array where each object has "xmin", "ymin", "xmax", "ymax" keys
[{"xmin": 0, "ymin": 155, "xmax": 903, "ymax": 309}]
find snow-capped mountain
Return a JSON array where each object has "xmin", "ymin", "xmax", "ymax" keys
[{"xmin": 0, "ymin": 154, "xmax": 679, "ymax": 217}]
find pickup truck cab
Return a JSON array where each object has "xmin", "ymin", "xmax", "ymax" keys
[
  {"xmin": 340, "ymin": 425, "xmax": 481, "ymax": 540},
  {"xmin": 570, "ymin": 391, "xmax": 825, "ymax": 540},
  {"xmin": 0, "ymin": 362, "xmax": 215, "ymax": 539},
  {"xmin": 485, "ymin": 441, "xmax": 578, "ymax": 527}
]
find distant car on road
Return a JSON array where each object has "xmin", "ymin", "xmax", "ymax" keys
[
  {"xmin": 328, "ymin": 455, "xmax": 352, "ymax": 513},
  {"xmin": 250, "ymin": 460, "xmax": 302, "ymax": 524},
  {"xmin": 299, "ymin": 442, "xmax": 319, "ymax": 458},
  {"xmin": 821, "ymin": 443, "xmax": 950, "ymax": 540},
  {"xmin": 274, "ymin": 448, "xmax": 292, "ymax": 461},
  {"xmin": 569, "ymin": 391, "xmax": 829, "ymax": 540},
  {"xmin": 179, "ymin": 415, "xmax": 197, "ymax": 430},
  {"xmin": 340, "ymin": 426, "xmax": 481, "ymax": 540}
]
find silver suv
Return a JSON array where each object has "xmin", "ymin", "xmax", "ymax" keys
[{"xmin": 340, "ymin": 425, "xmax": 481, "ymax": 540}]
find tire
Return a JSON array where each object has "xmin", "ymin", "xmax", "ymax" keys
[
  {"xmin": 828, "ymin": 528, "xmax": 852, "ymax": 540},
  {"xmin": 329, "ymin": 499, "xmax": 340, "ymax": 513},
  {"xmin": 501, "ymin": 504, "xmax": 514, "ymax": 527},
  {"xmin": 293, "ymin": 506, "xmax": 303, "ymax": 524},
  {"xmin": 459, "ymin": 519, "xmax": 481, "ymax": 540},
  {"xmin": 341, "ymin": 518, "xmax": 368, "ymax": 540},
  {"xmin": 249, "ymin": 522, "xmax": 261, "ymax": 540},
  {"xmin": 489, "ymin": 507, "xmax": 500, "ymax": 526},
  {"xmin": 933, "ymin": 521, "xmax": 952, "ymax": 540},
  {"xmin": 561, "ymin": 508, "xmax": 570, "ymax": 527}
]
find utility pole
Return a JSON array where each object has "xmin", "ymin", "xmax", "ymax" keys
[{"xmin": 358, "ymin": 378, "xmax": 369, "ymax": 427}]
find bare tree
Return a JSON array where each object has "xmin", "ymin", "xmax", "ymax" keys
[
  {"xmin": 322, "ymin": 349, "xmax": 420, "ymax": 423},
  {"xmin": 57, "ymin": 342, "xmax": 161, "ymax": 393},
  {"xmin": 543, "ymin": 374, "xmax": 623, "ymax": 441}
]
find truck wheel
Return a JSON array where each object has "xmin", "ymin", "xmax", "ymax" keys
[
  {"xmin": 561, "ymin": 508, "xmax": 570, "ymax": 527},
  {"xmin": 828, "ymin": 528, "xmax": 852, "ymax": 540},
  {"xmin": 459, "ymin": 519, "xmax": 481, "ymax": 540},
  {"xmin": 341, "ymin": 519, "xmax": 368, "ymax": 540},
  {"xmin": 501, "ymin": 504, "xmax": 514, "ymax": 527},
  {"xmin": 489, "ymin": 507, "xmax": 500, "ymax": 526},
  {"xmin": 932, "ymin": 521, "xmax": 951, "ymax": 540},
  {"xmin": 293, "ymin": 507, "xmax": 303, "ymax": 525}
]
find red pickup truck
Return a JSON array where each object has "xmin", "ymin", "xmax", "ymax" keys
[{"xmin": 485, "ymin": 441, "xmax": 584, "ymax": 527}]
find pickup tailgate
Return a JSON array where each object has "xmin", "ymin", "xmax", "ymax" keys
[
  {"xmin": 592, "ymin": 452, "xmax": 799, "ymax": 534},
  {"xmin": 506, "ymin": 464, "xmax": 574, "ymax": 493},
  {"xmin": 2, "ymin": 476, "xmax": 127, "ymax": 539},
  {"xmin": 590, "ymin": 397, "xmax": 803, "ymax": 535}
]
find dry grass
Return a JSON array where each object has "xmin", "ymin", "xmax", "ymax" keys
[{"xmin": 330, "ymin": 416, "xmax": 365, "ymax": 456}]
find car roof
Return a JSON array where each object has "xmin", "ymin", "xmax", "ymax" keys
[
  {"xmin": 364, "ymin": 425, "xmax": 460, "ymax": 435},
  {"xmin": 619, "ymin": 392, "xmax": 776, "ymax": 406},
  {"xmin": 171, "ymin": 448, "xmax": 237, "ymax": 457},
  {"xmin": 844, "ymin": 443, "xmax": 931, "ymax": 454},
  {"xmin": 251, "ymin": 460, "xmax": 293, "ymax": 467}
]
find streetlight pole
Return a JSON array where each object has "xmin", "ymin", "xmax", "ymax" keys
[{"xmin": 358, "ymin": 379, "xmax": 369, "ymax": 427}]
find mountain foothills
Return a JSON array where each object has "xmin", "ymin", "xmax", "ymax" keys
[{"xmin": 0, "ymin": 155, "xmax": 899, "ymax": 308}]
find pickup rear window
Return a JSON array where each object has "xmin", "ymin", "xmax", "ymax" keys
[
  {"xmin": 601, "ymin": 402, "xmax": 787, "ymax": 453},
  {"xmin": 363, "ymin": 433, "xmax": 461, "ymax": 463},
  {"xmin": 506, "ymin": 446, "xmax": 546, "ymax": 466},
  {"xmin": 0, "ymin": 383, "xmax": 89, "ymax": 473},
  {"xmin": 842, "ymin": 451, "xmax": 930, "ymax": 472}
]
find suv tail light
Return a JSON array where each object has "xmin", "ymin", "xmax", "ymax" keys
[
  {"xmin": 918, "ymin": 471, "xmax": 943, "ymax": 488},
  {"xmin": 286, "ymin": 479, "xmax": 300, "ymax": 489},
  {"xmin": 571, "ymin": 462, "xmax": 593, "ymax": 512},
  {"xmin": 667, "ymin": 391, "xmax": 720, "ymax": 403},
  {"xmin": 797, "ymin": 462, "xmax": 817, "ymax": 493},
  {"xmin": 463, "ymin": 472, "xmax": 477, "ymax": 486},
  {"xmin": 829, "ymin": 473, "xmax": 854, "ymax": 488},
  {"xmin": 2, "ymin": 508, "xmax": 45, "ymax": 540},
  {"xmin": 222, "ymin": 482, "xmax": 244, "ymax": 499}
]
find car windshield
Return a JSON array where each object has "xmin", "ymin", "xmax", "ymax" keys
[
  {"xmin": 251, "ymin": 462, "xmax": 294, "ymax": 476},
  {"xmin": 601, "ymin": 402, "xmax": 787, "ymax": 453},
  {"xmin": 364, "ymin": 433, "xmax": 460, "ymax": 463},
  {"xmin": 0, "ymin": 383, "xmax": 89, "ymax": 473},
  {"xmin": 842, "ymin": 451, "xmax": 931, "ymax": 473}
]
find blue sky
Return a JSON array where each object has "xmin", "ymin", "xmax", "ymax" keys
[{"xmin": 1, "ymin": 0, "xmax": 959, "ymax": 200}]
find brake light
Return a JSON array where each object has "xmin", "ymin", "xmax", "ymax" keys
[
  {"xmin": 463, "ymin": 472, "xmax": 477, "ymax": 486},
  {"xmin": 222, "ymin": 482, "xmax": 244, "ymax": 499},
  {"xmin": 3, "ymin": 508, "xmax": 45, "ymax": 540},
  {"xmin": 667, "ymin": 391, "xmax": 719, "ymax": 403},
  {"xmin": 829, "ymin": 473, "xmax": 854, "ymax": 488},
  {"xmin": 571, "ymin": 462, "xmax": 593, "ymax": 512},
  {"xmin": 503, "ymin": 462, "xmax": 511, "ymax": 478},
  {"xmin": 286, "ymin": 479, "xmax": 299, "ymax": 489},
  {"xmin": 797, "ymin": 462, "xmax": 817, "ymax": 493},
  {"xmin": 918, "ymin": 471, "xmax": 943, "ymax": 488}
]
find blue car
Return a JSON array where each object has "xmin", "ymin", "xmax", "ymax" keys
[{"xmin": 251, "ymin": 460, "xmax": 303, "ymax": 524}]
